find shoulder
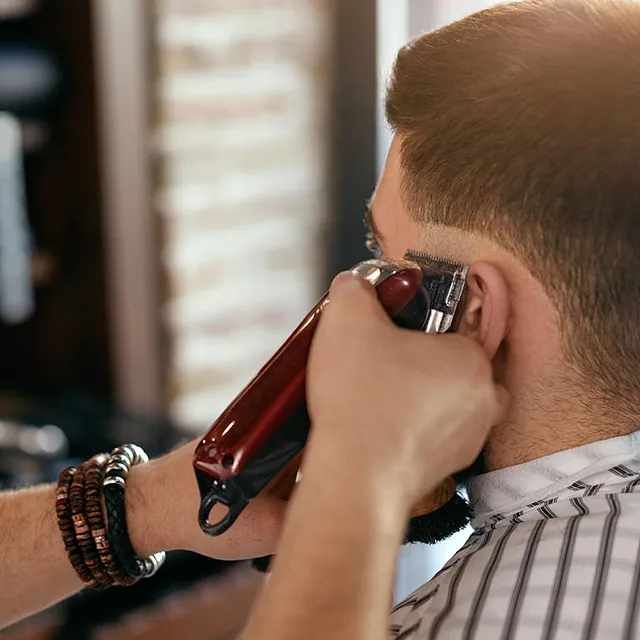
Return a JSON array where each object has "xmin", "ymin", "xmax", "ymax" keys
[
  {"xmin": 390, "ymin": 512, "xmax": 640, "ymax": 639},
  {"xmin": 388, "ymin": 522, "xmax": 555, "ymax": 639},
  {"xmin": 389, "ymin": 530, "xmax": 487, "ymax": 637}
]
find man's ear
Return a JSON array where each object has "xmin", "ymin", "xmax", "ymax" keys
[{"xmin": 457, "ymin": 262, "xmax": 510, "ymax": 360}]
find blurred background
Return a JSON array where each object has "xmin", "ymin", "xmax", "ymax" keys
[{"xmin": 0, "ymin": 0, "xmax": 516, "ymax": 638}]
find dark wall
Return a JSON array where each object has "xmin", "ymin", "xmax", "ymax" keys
[
  {"xmin": 0, "ymin": 1, "xmax": 111, "ymax": 396},
  {"xmin": 327, "ymin": 0, "xmax": 378, "ymax": 280}
]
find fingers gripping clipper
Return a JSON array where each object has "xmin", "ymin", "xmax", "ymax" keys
[{"xmin": 193, "ymin": 253, "xmax": 470, "ymax": 567}]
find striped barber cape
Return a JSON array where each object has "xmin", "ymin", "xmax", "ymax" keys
[{"xmin": 389, "ymin": 431, "xmax": 640, "ymax": 640}]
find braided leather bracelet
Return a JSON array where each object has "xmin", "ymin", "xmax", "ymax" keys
[
  {"xmin": 102, "ymin": 444, "xmax": 166, "ymax": 580},
  {"xmin": 84, "ymin": 454, "xmax": 137, "ymax": 587}
]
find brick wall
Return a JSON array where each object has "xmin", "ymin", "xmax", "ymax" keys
[{"xmin": 152, "ymin": 0, "xmax": 332, "ymax": 431}]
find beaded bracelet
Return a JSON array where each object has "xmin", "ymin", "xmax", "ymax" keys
[
  {"xmin": 69, "ymin": 460, "xmax": 114, "ymax": 589},
  {"xmin": 56, "ymin": 466, "xmax": 101, "ymax": 590},
  {"xmin": 102, "ymin": 444, "xmax": 166, "ymax": 580}
]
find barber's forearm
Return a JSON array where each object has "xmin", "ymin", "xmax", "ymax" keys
[
  {"xmin": 0, "ymin": 483, "xmax": 83, "ymax": 629},
  {"xmin": 0, "ymin": 448, "xmax": 183, "ymax": 630},
  {"xmin": 0, "ymin": 435, "xmax": 289, "ymax": 630},
  {"xmin": 240, "ymin": 440, "xmax": 408, "ymax": 640}
]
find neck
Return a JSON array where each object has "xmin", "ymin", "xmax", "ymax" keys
[{"xmin": 483, "ymin": 381, "xmax": 639, "ymax": 472}]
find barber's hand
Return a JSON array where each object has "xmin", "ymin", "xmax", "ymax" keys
[{"xmin": 305, "ymin": 271, "xmax": 509, "ymax": 514}]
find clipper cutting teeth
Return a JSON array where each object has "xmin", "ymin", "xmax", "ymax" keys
[{"xmin": 403, "ymin": 250, "xmax": 467, "ymax": 274}]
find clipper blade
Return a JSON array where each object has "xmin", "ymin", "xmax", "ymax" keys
[
  {"xmin": 402, "ymin": 249, "xmax": 469, "ymax": 334},
  {"xmin": 403, "ymin": 250, "xmax": 467, "ymax": 276}
]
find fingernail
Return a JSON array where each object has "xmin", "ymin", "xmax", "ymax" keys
[{"xmin": 331, "ymin": 271, "xmax": 363, "ymax": 290}]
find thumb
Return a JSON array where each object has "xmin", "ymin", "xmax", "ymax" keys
[
  {"xmin": 329, "ymin": 270, "xmax": 372, "ymax": 299},
  {"xmin": 328, "ymin": 270, "xmax": 389, "ymax": 325}
]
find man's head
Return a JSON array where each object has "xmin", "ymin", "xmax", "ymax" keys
[{"xmin": 370, "ymin": 0, "xmax": 640, "ymax": 468}]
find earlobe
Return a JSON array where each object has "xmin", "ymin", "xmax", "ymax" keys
[{"xmin": 458, "ymin": 262, "xmax": 510, "ymax": 360}]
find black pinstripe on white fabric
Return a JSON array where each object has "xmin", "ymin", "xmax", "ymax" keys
[
  {"xmin": 541, "ymin": 497, "xmax": 588, "ymax": 639},
  {"xmin": 622, "ymin": 536, "xmax": 640, "ymax": 640},
  {"xmin": 610, "ymin": 465, "xmax": 636, "ymax": 478},
  {"xmin": 569, "ymin": 480, "xmax": 588, "ymax": 491},
  {"xmin": 622, "ymin": 475, "xmax": 640, "ymax": 494},
  {"xmin": 396, "ymin": 623, "xmax": 422, "ymax": 639},
  {"xmin": 426, "ymin": 530, "xmax": 495, "ymax": 640},
  {"xmin": 585, "ymin": 483, "xmax": 605, "ymax": 497},
  {"xmin": 499, "ymin": 519, "xmax": 547, "ymax": 640},
  {"xmin": 537, "ymin": 503, "xmax": 557, "ymax": 519},
  {"xmin": 426, "ymin": 555, "xmax": 474, "ymax": 640},
  {"xmin": 413, "ymin": 586, "xmax": 439, "ymax": 610},
  {"xmin": 460, "ymin": 524, "xmax": 518, "ymax": 640},
  {"xmin": 581, "ymin": 494, "xmax": 622, "ymax": 640}
]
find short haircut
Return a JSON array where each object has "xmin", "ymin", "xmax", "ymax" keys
[{"xmin": 386, "ymin": 0, "xmax": 640, "ymax": 407}]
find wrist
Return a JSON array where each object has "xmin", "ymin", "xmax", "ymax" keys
[
  {"xmin": 300, "ymin": 431, "xmax": 410, "ymax": 540},
  {"xmin": 305, "ymin": 423, "xmax": 446, "ymax": 524},
  {"xmin": 286, "ymin": 454, "xmax": 409, "ymax": 575},
  {"xmin": 126, "ymin": 442, "xmax": 197, "ymax": 556},
  {"xmin": 125, "ymin": 457, "xmax": 167, "ymax": 557}
]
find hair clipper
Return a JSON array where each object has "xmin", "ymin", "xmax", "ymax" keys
[{"xmin": 193, "ymin": 252, "xmax": 470, "ymax": 544}]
